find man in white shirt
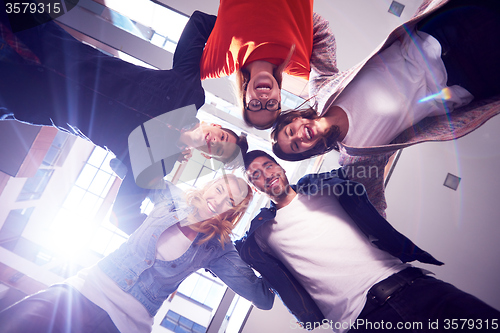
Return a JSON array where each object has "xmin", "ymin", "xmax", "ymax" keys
[{"xmin": 236, "ymin": 150, "xmax": 500, "ymax": 332}]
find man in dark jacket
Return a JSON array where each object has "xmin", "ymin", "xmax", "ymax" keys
[
  {"xmin": 236, "ymin": 150, "xmax": 499, "ymax": 331},
  {"xmin": 0, "ymin": 10, "xmax": 247, "ymax": 233}
]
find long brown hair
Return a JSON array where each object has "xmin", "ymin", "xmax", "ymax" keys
[
  {"xmin": 235, "ymin": 45, "xmax": 296, "ymax": 129},
  {"xmin": 185, "ymin": 174, "xmax": 253, "ymax": 247}
]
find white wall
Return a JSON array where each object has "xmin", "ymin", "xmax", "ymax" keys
[
  {"xmin": 314, "ymin": 0, "xmax": 423, "ymax": 70},
  {"xmin": 385, "ymin": 115, "xmax": 500, "ymax": 310}
]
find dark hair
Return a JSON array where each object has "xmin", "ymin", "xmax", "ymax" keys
[
  {"xmin": 217, "ymin": 129, "xmax": 249, "ymax": 169},
  {"xmin": 271, "ymin": 108, "xmax": 340, "ymax": 162},
  {"xmin": 243, "ymin": 150, "xmax": 278, "ymax": 171}
]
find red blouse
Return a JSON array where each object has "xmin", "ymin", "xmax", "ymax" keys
[{"xmin": 200, "ymin": 0, "xmax": 314, "ymax": 80}]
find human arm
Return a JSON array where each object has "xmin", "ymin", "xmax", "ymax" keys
[
  {"xmin": 172, "ymin": 10, "xmax": 216, "ymax": 77},
  {"xmin": 235, "ymin": 233, "xmax": 325, "ymax": 326},
  {"xmin": 207, "ymin": 244, "xmax": 274, "ymax": 310},
  {"xmin": 309, "ymin": 13, "xmax": 339, "ymax": 98}
]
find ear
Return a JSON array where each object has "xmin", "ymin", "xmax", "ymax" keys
[
  {"xmin": 210, "ymin": 123, "xmax": 222, "ymax": 128},
  {"xmin": 201, "ymin": 153, "xmax": 212, "ymax": 160}
]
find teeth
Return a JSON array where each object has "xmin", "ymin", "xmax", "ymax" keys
[
  {"xmin": 207, "ymin": 202, "xmax": 216, "ymax": 214},
  {"xmin": 267, "ymin": 178, "xmax": 278, "ymax": 187},
  {"xmin": 305, "ymin": 128, "xmax": 312, "ymax": 140}
]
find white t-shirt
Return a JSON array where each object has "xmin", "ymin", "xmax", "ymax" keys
[
  {"xmin": 335, "ymin": 30, "xmax": 473, "ymax": 147},
  {"xmin": 66, "ymin": 223, "xmax": 193, "ymax": 333},
  {"xmin": 156, "ymin": 223, "xmax": 193, "ymax": 261},
  {"xmin": 256, "ymin": 193, "xmax": 408, "ymax": 333}
]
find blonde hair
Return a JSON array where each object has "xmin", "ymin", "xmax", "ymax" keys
[
  {"xmin": 185, "ymin": 174, "xmax": 253, "ymax": 247},
  {"xmin": 236, "ymin": 45, "xmax": 296, "ymax": 129}
]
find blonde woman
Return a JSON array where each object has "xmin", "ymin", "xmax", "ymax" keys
[{"xmin": 0, "ymin": 174, "xmax": 273, "ymax": 333}]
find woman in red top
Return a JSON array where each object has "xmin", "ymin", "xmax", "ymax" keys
[{"xmin": 200, "ymin": 0, "xmax": 315, "ymax": 129}]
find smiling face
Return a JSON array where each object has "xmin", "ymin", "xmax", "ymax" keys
[
  {"xmin": 244, "ymin": 72, "xmax": 282, "ymax": 129},
  {"xmin": 276, "ymin": 117, "xmax": 326, "ymax": 155},
  {"xmin": 197, "ymin": 124, "xmax": 238, "ymax": 161},
  {"xmin": 246, "ymin": 156, "xmax": 289, "ymax": 199},
  {"xmin": 197, "ymin": 177, "xmax": 249, "ymax": 221}
]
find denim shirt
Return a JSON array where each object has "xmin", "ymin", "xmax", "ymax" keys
[
  {"xmin": 235, "ymin": 168, "xmax": 443, "ymax": 327},
  {"xmin": 99, "ymin": 184, "xmax": 274, "ymax": 317}
]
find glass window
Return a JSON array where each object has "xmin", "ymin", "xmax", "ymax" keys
[
  {"xmin": 87, "ymin": 146, "xmax": 108, "ymax": 168},
  {"xmin": 75, "ymin": 164, "xmax": 98, "ymax": 189},
  {"xmin": 87, "ymin": 170, "xmax": 112, "ymax": 196},
  {"xmin": 17, "ymin": 169, "xmax": 54, "ymax": 201},
  {"xmin": 177, "ymin": 270, "xmax": 226, "ymax": 310},
  {"xmin": 0, "ymin": 207, "xmax": 34, "ymax": 243},
  {"xmin": 42, "ymin": 131, "xmax": 69, "ymax": 166},
  {"xmin": 150, "ymin": 32, "xmax": 166, "ymax": 48},
  {"xmin": 160, "ymin": 310, "xmax": 206, "ymax": 333}
]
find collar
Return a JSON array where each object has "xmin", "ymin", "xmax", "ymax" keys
[{"xmin": 247, "ymin": 202, "xmax": 277, "ymax": 235}]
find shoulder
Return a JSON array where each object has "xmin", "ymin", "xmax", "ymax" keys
[{"xmin": 297, "ymin": 169, "xmax": 347, "ymax": 186}]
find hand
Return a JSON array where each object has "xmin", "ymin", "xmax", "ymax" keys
[{"xmin": 178, "ymin": 148, "xmax": 193, "ymax": 164}]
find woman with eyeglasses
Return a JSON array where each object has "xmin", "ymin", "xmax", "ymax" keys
[
  {"xmin": 271, "ymin": 0, "xmax": 500, "ymax": 215},
  {"xmin": 199, "ymin": 0, "xmax": 337, "ymax": 130},
  {"xmin": 0, "ymin": 174, "xmax": 274, "ymax": 333}
]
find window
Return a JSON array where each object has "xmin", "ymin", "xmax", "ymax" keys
[
  {"xmin": 17, "ymin": 169, "xmax": 54, "ymax": 201},
  {"xmin": 77, "ymin": 0, "xmax": 188, "ymax": 53},
  {"xmin": 160, "ymin": 310, "xmax": 206, "ymax": 333},
  {"xmin": 177, "ymin": 270, "xmax": 226, "ymax": 310},
  {"xmin": 48, "ymin": 146, "xmax": 127, "ymax": 257},
  {"xmin": 42, "ymin": 131, "xmax": 69, "ymax": 166},
  {"xmin": 0, "ymin": 207, "xmax": 34, "ymax": 244}
]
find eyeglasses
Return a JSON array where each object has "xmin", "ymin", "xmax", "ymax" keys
[{"xmin": 245, "ymin": 99, "xmax": 280, "ymax": 112}]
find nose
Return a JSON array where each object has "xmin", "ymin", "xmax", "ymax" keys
[
  {"xmin": 213, "ymin": 194, "xmax": 226, "ymax": 211},
  {"xmin": 210, "ymin": 137, "xmax": 220, "ymax": 146},
  {"xmin": 258, "ymin": 92, "xmax": 269, "ymax": 100},
  {"xmin": 291, "ymin": 130, "xmax": 302, "ymax": 143},
  {"xmin": 263, "ymin": 168, "xmax": 274, "ymax": 179}
]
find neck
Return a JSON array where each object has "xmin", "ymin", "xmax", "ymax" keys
[
  {"xmin": 178, "ymin": 123, "xmax": 202, "ymax": 148},
  {"xmin": 273, "ymin": 185, "xmax": 297, "ymax": 210},
  {"xmin": 245, "ymin": 60, "xmax": 276, "ymax": 77},
  {"xmin": 320, "ymin": 105, "xmax": 349, "ymax": 142}
]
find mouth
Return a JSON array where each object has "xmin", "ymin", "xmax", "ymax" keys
[
  {"xmin": 253, "ymin": 74, "xmax": 274, "ymax": 91},
  {"xmin": 265, "ymin": 177, "xmax": 279, "ymax": 189},
  {"xmin": 205, "ymin": 133, "xmax": 212, "ymax": 154},
  {"xmin": 304, "ymin": 126, "xmax": 314, "ymax": 141},
  {"xmin": 206, "ymin": 201, "xmax": 217, "ymax": 215},
  {"xmin": 255, "ymin": 83, "xmax": 271, "ymax": 91}
]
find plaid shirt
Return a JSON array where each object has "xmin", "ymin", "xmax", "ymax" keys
[{"xmin": 0, "ymin": 21, "xmax": 39, "ymax": 64}]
